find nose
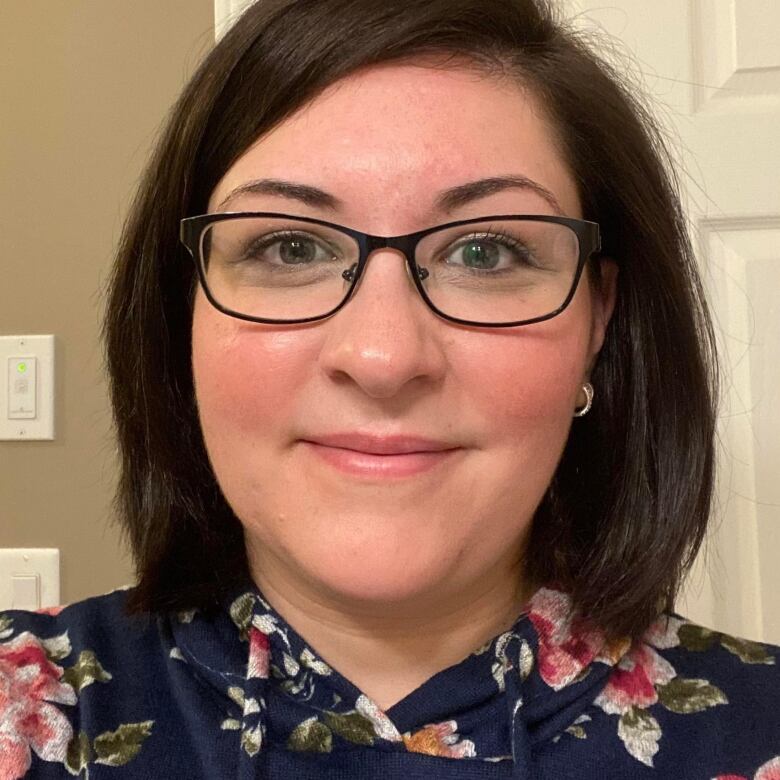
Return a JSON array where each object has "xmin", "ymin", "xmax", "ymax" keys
[{"xmin": 318, "ymin": 248, "xmax": 447, "ymax": 399}]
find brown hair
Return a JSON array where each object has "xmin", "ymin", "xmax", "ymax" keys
[{"xmin": 104, "ymin": 0, "xmax": 717, "ymax": 641}]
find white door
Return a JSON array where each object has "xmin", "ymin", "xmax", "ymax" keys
[
  {"xmin": 214, "ymin": 0, "xmax": 253, "ymax": 40},
  {"xmin": 567, "ymin": 0, "xmax": 780, "ymax": 643},
  {"xmin": 215, "ymin": 0, "xmax": 780, "ymax": 643}
]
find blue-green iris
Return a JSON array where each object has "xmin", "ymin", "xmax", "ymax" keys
[{"xmin": 462, "ymin": 241, "xmax": 499, "ymax": 269}]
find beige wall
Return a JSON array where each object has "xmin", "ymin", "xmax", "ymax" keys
[{"xmin": 0, "ymin": 1, "xmax": 214, "ymax": 604}]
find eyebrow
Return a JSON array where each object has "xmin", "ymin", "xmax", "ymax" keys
[
  {"xmin": 436, "ymin": 175, "xmax": 562, "ymax": 215},
  {"xmin": 218, "ymin": 174, "xmax": 563, "ymax": 215}
]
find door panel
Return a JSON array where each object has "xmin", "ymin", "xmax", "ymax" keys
[{"xmin": 567, "ymin": 0, "xmax": 780, "ymax": 643}]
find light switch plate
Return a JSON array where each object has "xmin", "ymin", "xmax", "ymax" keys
[
  {"xmin": 0, "ymin": 335, "xmax": 55, "ymax": 440},
  {"xmin": 0, "ymin": 549, "xmax": 60, "ymax": 611}
]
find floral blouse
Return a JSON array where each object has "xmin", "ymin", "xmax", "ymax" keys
[{"xmin": 1, "ymin": 583, "xmax": 778, "ymax": 779}]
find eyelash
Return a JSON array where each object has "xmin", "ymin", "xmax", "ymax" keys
[
  {"xmin": 443, "ymin": 230, "xmax": 535, "ymax": 271},
  {"xmin": 239, "ymin": 230, "xmax": 337, "ymax": 266},
  {"xmin": 234, "ymin": 228, "xmax": 535, "ymax": 274}
]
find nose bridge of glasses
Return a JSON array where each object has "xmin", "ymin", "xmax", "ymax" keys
[
  {"xmin": 356, "ymin": 233, "xmax": 420, "ymax": 282},
  {"xmin": 364, "ymin": 233, "xmax": 417, "ymax": 259}
]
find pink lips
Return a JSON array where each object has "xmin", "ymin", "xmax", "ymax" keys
[{"xmin": 300, "ymin": 433, "xmax": 460, "ymax": 478}]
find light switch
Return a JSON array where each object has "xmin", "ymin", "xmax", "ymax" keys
[
  {"xmin": 0, "ymin": 335, "xmax": 55, "ymax": 440},
  {"xmin": 8, "ymin": 356, "xmax": 37, "ymax": 419},
  {"xmin": 0, "ymin": 549, "xmax": 60, "ymax": 611},
  {"xmin": 11, "ymin": 574, "xmax": 40, "ymax": 610}
]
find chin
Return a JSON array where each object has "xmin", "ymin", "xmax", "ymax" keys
[
  {"xmin": 243, "ymin": 500, "xmax": 483, "ymax": 608},
  {"xmin": 295, "ymin": 538, "xmax": 455, "ymax": 607}
]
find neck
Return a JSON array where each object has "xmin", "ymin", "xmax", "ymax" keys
[{"xmin": 247, "ymin": 549, "xmax": 533, "ymax": 712}]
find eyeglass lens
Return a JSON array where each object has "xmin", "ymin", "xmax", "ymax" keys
[{"xmin": 200, "ymin": 216, "xmax": 580, "ymax": 323}]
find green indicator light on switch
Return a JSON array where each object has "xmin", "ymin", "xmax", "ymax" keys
[{"xmin": 17, "ymin": 362, "xmax": 27, "ymax": 373}]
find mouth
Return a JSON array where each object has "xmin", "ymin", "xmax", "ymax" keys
[{"xmin": 300, "ymin": 436, "xmax": 461, "ymax": 478}]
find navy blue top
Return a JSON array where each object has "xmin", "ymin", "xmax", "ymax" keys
[{"xmin": 1, "ymin": 582, "xmax": 778, "ymax": 779}]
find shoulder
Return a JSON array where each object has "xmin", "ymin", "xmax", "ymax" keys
[
  {"xmin": 642, "ymin": 611, "xmax": 780, "ymax": 721},
  {"xmin": 621, "ymin": 612, "xmax": 779, "ymax": 772},
  {"xmin": 643, "ymin": 611, "xmax": 780, "ymax": 694},
  {"xmin": 0, "ymin": 585, "xmax": 160, "ymax": 668},
  {"xmin": 0, "ymin": 586, "xmax": 166, "ymax": 779},
  {"xmin": 582, "ymin": 611, "xmax": 779, "ymax": 775}
]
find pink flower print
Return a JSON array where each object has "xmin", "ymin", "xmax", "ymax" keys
[
  {"xmin": 247, "ymin": 627, "xmax": 270, "ymax": 679},
  {"xmin": 403, "ymin": 720, "xmax": 476, "ymax": 758},
  {"xmin": 0, "ymin": 631, "xmax": 76, "ymax": 780},
  {"xmin": 594, "ymin": 642, "xmax": 676, "ymax": 716},
  {"xmin": 34, "ymin": 606, "xmax": 64, "ymax": 617},
  {"xmin": 527, "ymin": 588, "xmax": 610, "ymax": 689},
  {"xmin": 756, "ymin": 757, "xmax": 780, "ymax": 780},
  {"xmin": 713, "ymin": 776, "xmax": 748, "ymax": 779}
]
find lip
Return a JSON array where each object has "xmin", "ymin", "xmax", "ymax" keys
[
  {"xmin": 300, "ymin": 433, "xmax": 461, "ymax": 478},
  {"xmin": 302, "ymin": 433, "xmax": 456, "ymax": 455}
]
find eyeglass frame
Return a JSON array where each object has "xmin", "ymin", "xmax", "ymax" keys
[{"xmin": 179, "ymin": 212, "xmax": 601, "ymax": 328}]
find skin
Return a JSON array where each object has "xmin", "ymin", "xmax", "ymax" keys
[{"xmin": 192, "ymin": 61, "xmax": 617, "ymax": 711}]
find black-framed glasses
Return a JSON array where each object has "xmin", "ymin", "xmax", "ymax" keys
[{"xmin": 179, "ymin": 212, "xmax": 600, "ymax": 327}]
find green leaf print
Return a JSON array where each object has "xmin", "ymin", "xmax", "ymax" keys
[
  {"xmin": 491, "ymin": 632, "xmax": 515, "ymax": 692},
  {"xmin": 42, "ymin": 631, "xmax": 72, "ymax": 662},
  {"xmin": 678, "ymin": 623, "xmax": 719, "ymax": 652},
  {"xmin": 518, "ymin": 639, "xmax": 534, "ymax": 681},
  {"xmin": 719, "ymin": 634, "xmax": 775, "ymax": 665},
  {"xmin": 62, "ymin": 650, "xmax": 113, "ymax": 693},
  {"xmin": 657, "ymin": 677, "xmax": 728, "ymax": 713},
  {"xmin": 288, "ymin": 717, "xmax": 333, "ymax": 753},
  {"xmin": 0, "ymin": 614, "xmax": 14, "ymax": 639},
  {"xmin": 567, "ymin": 713, "xmax": 591, "ymax": 740},
  {"xmin": 229, "ymin": 593, "xmax": 255, "ymax": 639},
  {"xmin": 283, "ymin": 652, "xmax": 301, "ymax": 676},
  {"xmin": 301, "ymin": 647, "xmax": 333, "ymax": 676},
  {"xmin": 617, "ymin": 707, "xmax": 661, "ymax": 767},
  {"xmin": 241, "ymin": 725, "xmax": 264, "ymax": 757},
  {"xmin": 93, "ymin": 721, "xmax": 154, "ymax": 766},
  {"xmin": 227, "ymin": 685, "xmax": 245, "ymax": 708},
  {"xmin": 323, "ymin": 711, "xmax": 376, "ymax": 746},
  {"xmin": 65, "ymin": 731, "xmax": 92, "ymax": 775},
  {"xmin": 280, "ymin": 677, "xmax": 307, "ymax": 696}
]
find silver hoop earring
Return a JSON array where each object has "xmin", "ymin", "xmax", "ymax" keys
[{"xmin": 573, "ymin": 382, "xmax": 594, "ymax": 417}]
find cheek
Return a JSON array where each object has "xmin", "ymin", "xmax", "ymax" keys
[
  {"xmin": 191, "ymin": 294, "xmax": 312, "ymax": 453},
  {"xmin": 450, "ymin": 315, "xmax": 590, "ymax": 539},
  {"xmin": 461, "ymin": 317, "xmax": 589, "ymax": 436}
]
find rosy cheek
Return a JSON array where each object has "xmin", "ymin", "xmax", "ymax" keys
[
  {"xmin": 460, "ymin": 314, "xmax": 589, "ymax": 431},
  {"xmin": 192, "ymin": 296, "xmax": 310, "ymax": 437}
]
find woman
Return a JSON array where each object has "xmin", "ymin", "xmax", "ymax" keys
[{"xmin": 1, "ymin": 0, "xmax": 778, "ymax": 777}]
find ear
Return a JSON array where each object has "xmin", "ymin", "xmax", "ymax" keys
[{"xmin": 587, "ymin": 258, "xmax": 618, "ymax": 368}]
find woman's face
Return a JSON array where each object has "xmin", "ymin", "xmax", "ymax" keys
[{"xmin": 192, "ymin": 63, "xmax": 615, "ymax": 609}]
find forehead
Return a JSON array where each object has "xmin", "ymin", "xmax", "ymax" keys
[{"xmin": 209, "ymin": 62, "xmax": 581, "ymax": 225}]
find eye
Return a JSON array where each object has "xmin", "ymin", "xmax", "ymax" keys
[
  {"xmin": 242, "ymin": 230, "xmax": 338, "ymax": 266},
  {"xmin": 443, "ymin": 232, "xmax": 536, "ymax": 272}
]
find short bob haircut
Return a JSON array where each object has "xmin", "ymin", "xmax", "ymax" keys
[{"xmin": 105, "ymin": 0, "xmax": 717, "ymax": 642}]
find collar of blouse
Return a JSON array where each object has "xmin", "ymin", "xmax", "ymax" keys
[{"xmin": 168, "ymin": 581, "xmax": 661, "ymax": 778}]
